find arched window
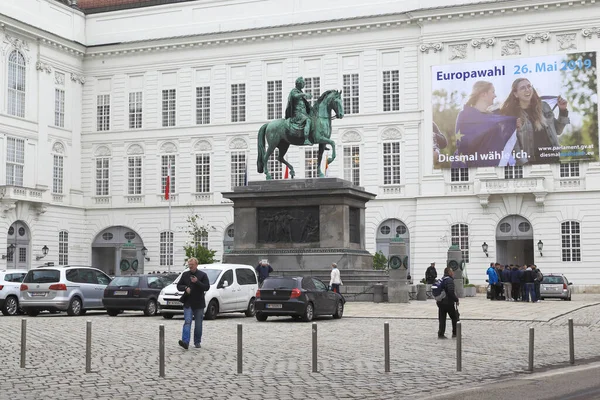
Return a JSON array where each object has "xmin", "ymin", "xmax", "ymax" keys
[
  {"xmin": 8, "ymin": 50, "xmax": 26, "ymax": 117},
  {"xmin": 561, "ymin": 221, "xmax": 581, "ymax": 262},
  {"xmin": 451, "ymin": 223, "xmax": 469, "ymax": 262}
]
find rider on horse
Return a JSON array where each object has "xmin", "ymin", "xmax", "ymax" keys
[{"xmin": 284, "ymin": 77, "xmax": 313, "ymax": 145}]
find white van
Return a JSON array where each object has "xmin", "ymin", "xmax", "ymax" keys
[{"xmin": 157, "ymin": 263, "xmax": 258, "ymax": 320}]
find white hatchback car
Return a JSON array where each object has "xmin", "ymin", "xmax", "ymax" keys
[
  {"xmin": 158, "ymin": 263, "xmax": 258, "ymax": 320},
  {"xmin": 0, "ymin": 269, "xmax": 28, "ymax": 316}
]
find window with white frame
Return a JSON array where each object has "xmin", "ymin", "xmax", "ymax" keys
[
  {"xmin": 231, "ymin": 83, "xmax": 246, "ymax": 122},
  {"xmin": 383, "ymin": 141, "xmax": 401, "ymax": 185},
  {"xmin": 53, "ymin": 155, "xmax": 64, "ymax": 194},
  {"xmin": 304, "ymin": 77, "xmax": 321, "ymax": 106},
  {"xmin": 97, "ymin": 94, "xmax": 110, "ymax": 131},
  {"xmin": 95, "ymin": 157, "xmax": 110, "ymax": 196},
  {"xmin": 560, "ymin": 162, "xmax": 580, "ymax": 178},
  {"xmin": 161, "ymin": 155, "xmax": 175, "ymax": 195},
  {"xmin": 19, "ymin": 248, "xmax": 26, "ymax": 263},
  {"xmin": 342, "ymin": 73, "xmax": 359, "ymax": 114},
  {"xmin": 195, "ymin": 153, "xmax": 210, "ymax": 193},
  {"xmin": 305, "ymin": 148, "xmax": 319, "ymax": 179},
  {"xmin": 7, "ymin": 50, "xmax": 26, "ymax": 118},
  {"xmin": 268, "ymin": 148, "xmax": 283, "ymax": 180},
  {"xmin": 267, "ymin": 80, "xmax": 282, "ymax": 120},
  {"xmin": 451, "ymin": 223, "xmax": 470, "ymax": 263},
  {"xmin": 343, "ymin": 145, "xmax": 360, "ymax": 186},
  {"xmin": 196, "ymin": 86, "xmax": 210, "ymax": 124},
  {"xmin": 230, "ymin": 151, "xmax": 246, "ymax": 189},
  {"xmin": 128, "ymin": 156, "xmax": 142, "ymax": 195},
  {"xmin": 55, "ymin": 89, "xmax": 65, "ymax": 127},
  {"xmin": 383, "ymin": 70, "xmax": 400, "ymax": 112},
  {"xmin": 159, "ymin": 231, "xmax": 174, "ymax": 266},
  {"xmin": 504, "ymin": 165, "xmax": 523, "ymax": 179},
  {"xmin": 129, "ymin": 91, "xmax": 142, "ymax": 129},
  {"xmin": 162, "ymin": 89, "xmax": 176, "ymax": 127},
  {"xmin": 193, "ymin": 230, "xmax": 209, "ymax": 249},
  {"xmin": 6, "ymin": 137, "xmax": 25, "ymax": 186},
  {"xmin": 451, "ymin": 167, "xmax": 469, "ymax": 182},
  {"xmin": 561, "ymin": 221, "xmax": 581, "ymax": 262},
  {"xmin": 58, "ymin": 230, "xmax": 68, "ymax": 265}
]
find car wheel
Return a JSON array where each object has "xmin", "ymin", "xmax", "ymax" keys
[
  {"xmin": 333, "ymin": 301, "xmax": 344, "ymax": 319},
  {"xmin": 567, "ymin": 296, "xmax": 572, "ymax": 301},
  {"xmin": 302, "ymin": 302, "xmax": 314, "ymax": 322},
  {"xmin": 1, "ymin": 295, "xmax": 19, "ymax": 316},
  {"xmin": 205, "ymin": 299, "xmax": 219, "ymax": 320},
  {"xmin": 144, "ymin": 300, "xmax": 158, "ymax": 316},
  {"xmin": 107, "ymin": 309, "xmax": 120, "ymax": 317},
  {"xmin": 26, "ymin": 309, "xmax": 40, "ymax": 317},
  {"xmin": 245, "ymin": 298, "xmax": 256, "ymax": 317},
  {"xmin": 256, "ymin": 312, "xmax": 268, "ymax": 322},
  {"xmin": 67, "ymin": 297, "xmax": 83, "ymax": 316},
  {"xmin": 162, "ymin": 314, "xmax": 174, "ymax": 319}
]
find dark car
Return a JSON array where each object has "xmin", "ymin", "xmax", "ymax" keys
[
  {"xmin": 103, "ymin": 275, "xmax": 174, "ymax": 316},
  {"xmin": 254, "ymin": 276, "xmax": 345, "ymax": 322}
]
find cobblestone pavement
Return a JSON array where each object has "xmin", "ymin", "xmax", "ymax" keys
[{"xmin": 1, "ymin": 295, "xmax": 599, "ymax": 400}]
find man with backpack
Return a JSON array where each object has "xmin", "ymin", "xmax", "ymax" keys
[
  {"xmin": 432, "ymin": 267, "xmax": 459, "ymax": 339},
  {"xmin": 532, "ymin": 264, "xmax": 543, "ymax": 301}
]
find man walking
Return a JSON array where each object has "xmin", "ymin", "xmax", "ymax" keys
[
  {"xmin": 437, "ymin": 267, "xmax": 459, "ymax": 339},
  {"xmin": 177, "ymin": 258, "xmax": 210, "ymax": 349},
  {"xmin": 425, "ymin": 262, "xmax": 438, "ymax": 285},
  {"xmin": 329, "ymin": 262, "xmax": 343, "ymax": 294}
]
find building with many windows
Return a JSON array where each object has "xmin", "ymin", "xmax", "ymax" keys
[{"xmin": 0, "ymin": 0, "xmax": 599, "ymax": 284}]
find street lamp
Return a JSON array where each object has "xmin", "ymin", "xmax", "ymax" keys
[
  {"xmin": 142, "ymin": 246, "xmax": 150, "ymax": 261},
  {"xmin": 537, "ymin": 240, "xmax": 544, "ymax": 257},
  {"xmin": 36, "ymin": 245, "xmax": 49, "ymax": 261},
  {"xmin": 482, "ymin": 242, "xmax": 489, "ymax": 257},
  {"xmin": 2, "ymin": 244, "xmax": 15, "ymax": 260}
]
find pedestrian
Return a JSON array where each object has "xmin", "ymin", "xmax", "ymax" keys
[
  {"xmin": 511, "ymin": 265, "xmax": 521, "ymax": 301},
  {"xmin": 436, "ymin": 267, "xmax": 459, "ymax": 339},
  {"xmin": 486, "ymin": 263, "xmax": 499, "ymax": 300},
  {"xmin": 255, "ymin": 260, "xmax": 273, "ymax": 286},
  {"xmin": 524, "ymin": 264, "xmax": 537, "ymax": 303},
  {"xmin": 502, "ymin": 264, "xmax": 512, "ymax": 301},
  {"xmin": 532, "ymin": 264, "xmax": 543, "ymax": 301},
  {"xmin": 329, "ymin": 262, "xmax": 343, "ymax": 294},
  {"xmin": 425, "ymin": 262, "xmax": 438, "ymax": 284},
  {"xmin": 177, "ymin": 257, "xmax": 210, "ymax": 350},
  {"xmin": 519, "ymin": 265, "xmax": 527, "ymax": 301}
]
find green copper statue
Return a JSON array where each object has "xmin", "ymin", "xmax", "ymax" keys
[{"xmin": 257, "ymin": 77, "xmax": 344, "ymax": 179}]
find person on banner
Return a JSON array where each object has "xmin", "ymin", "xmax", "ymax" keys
[
  {"xmin": 452, "ymin": 81, "xmax": 519, "ymax": 168},
  {"xmin": 500, "ymin": 78, "xmax": 569, "ymax": 164},
  {"xmin": 433, "ymin": 122, "xmax": 448, "ymax": 162}
]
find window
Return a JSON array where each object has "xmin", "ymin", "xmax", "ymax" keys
[
  {"xmin": 59, "ymin": 231, "xmax": 68, "ymax": 265},
  {"xmin": 193, "ymin": 230, "xmax": 209, "ymax": 249},
  {"xmin": 267, "ymin": 80, "xmax": 282, "ymax": 120},
  {"xmin": 451, "ymin": 224, "xmax": 470, "ymax": 263},
  {"xmin": 6, "ymin": 137, "xmax": 25, "ymax": 186},
  {"xmin": 504, "ymin": 165, "xmax": 523, "ymax": 179},
  {"xmin": 342, "ymin": 73, "xmax": 359, "ymax": 114},
  {"xmin": 560, "ymin": 162, "xmax": 580, "ymax": 178},
  {"xmin": 19, "ymin": 247, "xmax": 26, "ymax": 263},
  {"xmin": 344, "ymin": 146, "xmax": 360, "ymax": 185},
  {"xmin": 383, "ymin": 70, "xmax": 400, "ymax": 112},
  {"xmin": 561, "ymin": 221, "xmax": 581, "ymax": 262},
  {"xmin": 218, "ymin": 269, "xmax": 234, "ymax": 287},
  {"xmin": 128, "ymin": 156, "xmax": 142, "ymax": 195},
  {"xmin": 195, "ymin": 153, "xmax": 210, "ymax": 193},
  {"xmin": 268, "ymin": 148, "xmax": 283, "ymax": 180},
  {"xmin": 162, "ymin": 89, "xmax": 176, "ymax": 127},
  {"xmin": 196, "ymin": 86, "xmax": 210, "ymax": 124},
  {"xmin": 161, "ymin": 155, "xmax": 175, "ymax": 195},
  {"xmin": 54, "ymin": 89, "xmax": 65, "ymax": 127},
  {"xmin": 383, "ymin": 142, "xmax": 401, "ymax": 185},
  {"xmin": 304, "ymin": 77, "xmax": 321, "ymax": 106},
  {"xmin": 7, "ymin": 50, "xmax": 26, "ymax": 118},
  {"xmin": 129, "ymin": 91, "xmax": 142, "ymax": 129},
  {"xmin": 97, "ymin": 94, "xmax": 110, "ymax": 131},
  {"xmin": 235, "ymin": 268, "xmax": 257, "ymax": 285},
  {"xmin": 231, "ymin": 83, "xmax": 246, "ymax": 122},
  {"xmin": 305, "ymin": 148, "xmax": 319, "ymax": 179},
  {"xmin": 451, "ymin": 167, "xmax": 469, "ymax": 182},
  {"xmin": 53, "ymin": 155, "xmax": 64, "ymax": 194},
  {"xmin": 230, "ymin": 151, "xmax": 246, "ymax": 189},
  {"xmin": 159, "ymin": 231, "xmax": 174, "ymax": 266},
  {"xmin": 95, "ymin": 157, "xmax": 110, "ymax": 196}
]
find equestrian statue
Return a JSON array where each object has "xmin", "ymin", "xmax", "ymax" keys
[{"xmin": 257, "ymin": 77, "xmax": 344, "ymax": 179}]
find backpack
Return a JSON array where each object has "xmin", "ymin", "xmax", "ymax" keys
[
  {"xmin": 431, "ymin": 278, "xmax": 447, "ymax": 302},
  {"xmin": 536, "ymin": 269, "xmax": 543, "ymax": 282}
]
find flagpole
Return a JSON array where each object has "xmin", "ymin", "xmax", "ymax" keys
[{"xmin": 168, "ymin": 188, "xmax": 172, "ymax": 273}]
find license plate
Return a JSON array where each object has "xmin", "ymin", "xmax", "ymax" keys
[
  {"xmin": 166, "ymin": 300, "xmax": 180, "ymax": 306},
  {"xmin": 30, "ymin": 292, "xmax": 47, "ymax": 297},
  {"xmin": 114, "ymin": 291, "xmax": 128, "ymax": 295},
  {"xmin": 266, "ymin": 304, "xmax": 282, "ymax": 309}
]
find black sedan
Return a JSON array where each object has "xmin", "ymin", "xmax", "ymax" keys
[
  {"xmin": 103, "ymin": 275, "xmax": 174, "ymax": 316},
  {"xmin": 255, "ymin": 276, "xmax": 345, "ymax": 322}
]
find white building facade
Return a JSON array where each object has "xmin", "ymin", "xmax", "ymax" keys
[{"xmin": 1, "ymin": 0, "xmax": 599, "ymax": 284}]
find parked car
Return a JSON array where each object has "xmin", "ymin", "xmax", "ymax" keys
[
  {"xmin": 157, "ymin": 263, "xmax": 258, "ymax": 320},
  {"xmin": 540, "ymin": 274, "xmax": 573, "ymax": 301},
  {"xmin": 103, "ymin": 274, "xmax": 175, "ymax": 316},
  {"xmin": 0, "ymin": 269, "xmax": 27, "ymax": 316},
  {"xmin": 254, "ymin": 276, "xmax": 345, "ymax": 322},
  {"xmin": 20, "ymin": 266, "xmax": 112, "ymax": 316}
]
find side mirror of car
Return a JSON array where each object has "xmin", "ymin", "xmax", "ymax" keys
[
  {"xmin": 568, "ymin": 282, "xmax": 573, "ymax": 285},
  {"xmin": 221, "ymin": 280, "xmax": 229, "ymax": 288}
]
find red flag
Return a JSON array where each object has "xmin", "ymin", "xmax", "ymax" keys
[
  {"xmin": 164, "ymin": 159, "xmax": 171, "ymax": 200},
  {"xmin": 284, "ymin": 165, "xmax": 289, "ymax": 179}
]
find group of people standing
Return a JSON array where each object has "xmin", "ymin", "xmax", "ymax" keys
[{"xmin": 486, "ymin": 262, "xmax": 544, "ymax": 303}]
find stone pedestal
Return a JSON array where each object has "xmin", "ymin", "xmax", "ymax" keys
[
  {"xmin": 448, "ymin": 246, "xmax": 465, "ymax": 298},
  {"xmin": 388, "ymin": 269, "xmax": 409, "ymax": 303},
  {"xmin": 222, "ymin": 178, "xmax": 376, "ymax": 270}
]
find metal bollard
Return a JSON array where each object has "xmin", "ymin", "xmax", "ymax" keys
[
  {"xmin": 528, "ymin": 327, "xmax": 534, "ymax": 372},
  {"xmin": 159, "ymin": 325, "xmax": 165, "ymax": 378},
  {"xmin": 20, "ymin": 319, "xmax": 26, "ymax": 368},
  {"xmin": 312, "ymin": 322, "xmax": 318, "ymax": 373},
  {"xmin": 384, "ymin": 322, "xmax": 390, "ymax": 373},
  {"xmin": 568, "ymin": 318, "xmax": 575, "ymax": 365},
  {"xmin": 456, "ymin": 321, "xmax": 462, "ymax": 372},
  {"xmin": 86, "ymin": 321, "xmax": 92, "ymax": 373},
  {"xmin": 237, "ymin": 324, "xmax": 243, "ymax": 374}
]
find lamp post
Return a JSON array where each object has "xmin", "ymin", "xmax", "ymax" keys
[
  {"xmin": 142, "ymin": 246, "xmax": 150, "ymax": 261},
  {"xmin": 36, "ymin": 245, "xmax": 50, "ymax": 261},
  {"xmin": 482, "ymin": 242, "xmax": 489, "ymax": 257},
  {"xmin": 2, "ymin": 243, "xmax": 16, "ymax": 260},
  {"xmin": 537, "ymin": 240, "xmax": 543, "ymax": 257}
]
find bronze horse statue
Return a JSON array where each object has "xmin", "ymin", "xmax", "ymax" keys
[{"xmin": 257, "ymin": 90, "xmax": 344, "ymax": 179}]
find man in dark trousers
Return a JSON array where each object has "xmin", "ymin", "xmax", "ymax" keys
[
  {"xmin": 437, "ymin": 267, "xmax": 459, "ymax": 339},
  {"xmin": 177, "ymin": 257, "xmax": 210, "ymax": 349},
  {"xmin": 256, "ymin": 260, "xmax": 273, "ymax": 285},
  {"xmin": 425, "ymin": 262, "xmax": 438, "ymax": 284}
]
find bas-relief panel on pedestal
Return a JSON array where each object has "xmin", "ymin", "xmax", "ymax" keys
[{"xmin": 257, "ymin": 207, "xmax": 319, "ymax": 243}]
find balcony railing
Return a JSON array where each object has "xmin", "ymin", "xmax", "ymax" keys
[
  {"xmin": 0, "ymin": 186, "xmax": 46, "ymax": 203},
  {"xmin": 476, "ymin": 177, "xmax": 547, "ymax": 207}
]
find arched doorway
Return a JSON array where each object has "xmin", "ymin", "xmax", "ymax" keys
[
  {"xmin": 6, "ymin": 221, "xmax": 30, "ymax": 269},
  {"xmin": 376, "ymin": 219, "xmax": 410, "ymax": 271},
  {"xmin": 496, "ymin": 215, "xmax": 534, "ymax": 266},
  {"xmin": 223, "ymin": 224, "xmax": 234, "ymax": 255},
  {"xmin": 92, "ymin": 226, "xmax": 145, "ymax": 276}
]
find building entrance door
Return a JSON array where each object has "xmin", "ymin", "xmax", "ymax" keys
[{"xmin": 495, "ymin": 215, "xmax": 534, "ymax": 266}]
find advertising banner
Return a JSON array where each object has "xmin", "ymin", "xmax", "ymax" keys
[{"xmin": 432, "ymin": 52, "xmax": 598, "ymax": 168}]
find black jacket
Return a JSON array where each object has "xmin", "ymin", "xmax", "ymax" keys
[
  {"xmin": 177, "ymin": 270, "xmax": 210, "ymax": 310},
  {"xmin": 440, "ymin": 275, "xmax": 459, "ymax": 305},
  {"xmin": 523, "ymin": 268, "xmax": 535, "ymax": 284}
]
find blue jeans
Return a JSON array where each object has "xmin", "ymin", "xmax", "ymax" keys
[
  {"xmin": 525, "ymin": 283, "xmax": 537, "ymax": 303},
  {"xmin": 182, "ymin": 306, "xmax": 204, "ymax": 346}
]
